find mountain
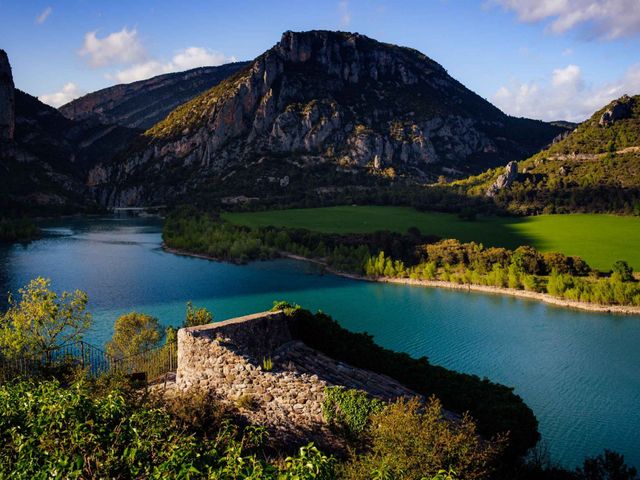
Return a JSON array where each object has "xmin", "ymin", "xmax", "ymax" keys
[
  {"xmin": 0, "ymin": 49, "xmax": 138, "ymax": 214},
  {"xmin": 88, "ymin": 30, "xmax": 567, "ymax": 208},
  {"xmin": 59, "ymin": 62, "xmax": 250, "ymax": 130},
  {"xmin": 453, "ymin": 94, "xmax": 640, "ymax": 214}
]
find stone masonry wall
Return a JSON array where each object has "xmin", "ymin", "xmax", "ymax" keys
[{"xmin": 176, "ymin": 310, "xmax": 419, "ymax": 445}]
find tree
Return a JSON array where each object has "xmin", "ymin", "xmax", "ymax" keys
[
  {"xmin": 106, "ymin": 312, "xmax": 162, "ymax": 359},
  {"xmin": 0, "ymin": 277, "xmax": 91, "ymax": 359},
  {"xmin": 612, "ymin": 261, "xmax": 634, "ymax": 282},
  {"xmin": 184, "ymin": 301, "xmax": 213, "ymax": 328},
  {"xmin": 575, "ymin": 450, "xmax": 638, "ymax": 480}
]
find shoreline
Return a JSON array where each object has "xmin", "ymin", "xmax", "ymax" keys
[{"xmin": 163, "ymin": 246, "xmax": 640, "ymax": 316}]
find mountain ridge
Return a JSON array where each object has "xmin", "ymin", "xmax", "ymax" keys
[
  {"xmin": 88, "ymin": 30, "xmax": 567, "ymax": 208},
  {"xmin": 452, "ymin": 94, "xmax": 640, "ymax": 214},
  {"xmin": 59, "ymin": 62, "xmax": 250, "ymax": 130}
]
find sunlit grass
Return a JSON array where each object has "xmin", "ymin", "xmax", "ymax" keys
[{"xmin": 223, "ymin": 206, "xmax": 640, "ymax": 271}]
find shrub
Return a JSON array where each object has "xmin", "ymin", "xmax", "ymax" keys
[
  {"xmin": 0, "ymin": 379, "xmax": 337, "ymax": 478},
  {"xmin": 236, "ymin": 394, "xmax": 258, "ymax": 410},
  {"xmin": 322, "ymin": 386, "xmax": 385, "ymax": 438},
  {"xmin": 184, "ymin": 301, "xmax": 213, "ymax": 328},
  {"xmin": 612, "ymin": 260, "xmax": 634, "ymax": 282},
  {"xmin": 341, "ymin": 397, "xmax": 505, "ymax": 480},
  {"xmin": 155, "ymin": 389, "xmax": 228, "ymax": 436},
  {"xmin": 262, "ymin": 356, "xmax": 273, "ymax": 371}
]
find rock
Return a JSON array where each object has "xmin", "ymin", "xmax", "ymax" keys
[
  {"xmin": 486, "ymin": 160, "xmax": 518, "ymax": 197},
  {"xmin": 599, "ymin": 95, "xmax": 634, "ymax": 127},
  {"xmin": 0, "ymin": 49, "xmax": 15, "ymax": 142}
]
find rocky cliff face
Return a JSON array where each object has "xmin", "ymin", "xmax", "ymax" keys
[
  {"xmin": 0, "ymin": 51, "xmax": 140, "ymax": 213},
  {"xmin": 90, "ymin": 30, "xmax": 565, "ymax": 207},
  {"xmin": 0, "ymin": 49, "xmax": 15, "ymax": 142},
  {"xmin": 486, "ymin": 161, "xmax": 517, "ymax": 197},
  {"xmin": 599, "ymin": 95, "xmax": 634, "ymax": 127},
  {"xmin": 59, "ymin": 62, "xmax": 249, "ymax": 130}
]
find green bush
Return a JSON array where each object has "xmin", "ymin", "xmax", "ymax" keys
[
  {"xmin": 323, "ymin": 386, "xmax": 385, "ymax": 438},
  {"xmin": 341, "ymin": 397, "xmax": 505, "ymax": 480},
  {"xmin": 0, "ymin": 379, "xmax": 336, "ymax": 479}
]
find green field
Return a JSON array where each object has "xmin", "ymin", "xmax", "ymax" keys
[{"xmin": 222, "ymin": 206, "xmax": 640, "ymax": 271}]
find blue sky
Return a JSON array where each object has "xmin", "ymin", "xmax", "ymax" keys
[{"xmin": 0, "ymin": 0, "xmax": 639, "ymax": 121}]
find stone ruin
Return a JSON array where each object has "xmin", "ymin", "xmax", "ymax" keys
[{"xmin": 176, "ymin": 310, "xmax": 419, "ymax": 447}]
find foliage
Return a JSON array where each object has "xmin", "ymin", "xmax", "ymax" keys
[
  {"xmin": 575, "ymin": 450, "xmax": 638, "ymax": 480},
  {"xmin": 154, "ymin": 388, "xmax": 228, "ymax": 437},
  {"xmin": 280, "ymin": 444, "xmax": 337, "ymax": 480},
  {"xmin": 106, "ymin": 312, "xmax": 162, "ymax": 359},
  {"xmin": 0, "ymin": 277, "xmax": 91, "ymax": 359},
  {"xmin": 287, "ymin": 307, "xmax": 540, "ymax": 458},
  {"xmin": 361, "ymin": 239, "xmax": 640, "ymax": 307},
  {"xmin": 0, "ymin": 217, "xmax": 38, "ymax": 242},
  {"xmin": 612, "ymin": 261, "xmax": 634, "ymax": 282},
  {"xmin": 341, "ymin": 397, "xmax": 505, "ymax": 480},
  {"xmin": 236, "ymin": 394, "xmax": 258, "ymax": 410},
  {"xmin": 322, "ymin": 386, "xmax": 385, "ymax": 438},
  {"xmin": 184, "ymin": 300, "xmax": 213, "ymax": 328},
  {"xmin": 262, "ymin": 356, "xmax": 273, "ymax": 371},
  {"xmin": 0, "ymin": 379, "xmax": 337, "ymax": 479}
]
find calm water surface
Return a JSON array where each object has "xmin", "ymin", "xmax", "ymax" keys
[{"xmin": 0, "ymin": 216, "xmax": 638, "ymax": 469}]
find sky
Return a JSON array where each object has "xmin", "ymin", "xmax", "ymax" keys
[{"xmin": 0, "ymin": 0, "xmax": 639, "ymax": 122}]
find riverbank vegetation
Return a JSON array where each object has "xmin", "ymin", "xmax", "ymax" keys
[
  {"xmin": 0, "ymin": 217, "xmax": 38, "ymax": 242},
  {"xmin": 222, "ymin": 206, "xmax": 640, "ymax": 271},
  {"xmin": 164, "ymin": 209, "xmax": 640, "ymax": 307}
]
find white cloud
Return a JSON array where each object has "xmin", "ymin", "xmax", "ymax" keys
[
  {"xmin": 551, "ymin": 64, "xmax": 582, "ymax": 88},
  {"xmin": 489, "ymin": 0, "xmax": 640, "ymax": 39},
  {"xmin": 39, "ymin": 82, "xmax": 85, "ymax": 107},
  {"xmin": 493, "ymin": 63, "xmax": 640, "ymax": 121},
  {"xmin": 339, "ymin": 0, "xmax": 351, "ymax": 27},
  {"xmin": 79, "ymin": 27, "xmax": 146, "ymax": 67},
  {"xmin": 172, "ymin": 47, "xmax": 235, "ymax": 70},
  {"xmin": 35, "ymin": 6, "xmax": 52, "ymax": 25},
  {"xmin": 111, "ymin": 47, "xmax": 236, "ymax": 83}
]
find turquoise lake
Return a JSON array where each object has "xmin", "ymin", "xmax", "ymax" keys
[{"xmin": 0, "ymin": 216, "xmax": 638, "ymax": 469}]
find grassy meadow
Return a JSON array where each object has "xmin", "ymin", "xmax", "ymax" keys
[{"xmin": 222, "ymin": 206, "xmax": 640, "ymax": 271}]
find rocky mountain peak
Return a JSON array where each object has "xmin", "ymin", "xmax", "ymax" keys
[
  {"xmin": 87, "ymin": 30, "xmax": 566, "ymax": 208},
  {"xmin": 599, "ymin": 94, "xmax": 634, "ymax": 127},
  {"xmin": 0, "ymin": 49, "xmax": 15, "ymax": 142},
  {"xmin": 273, "ymin": 30, "xmax": 445, "ymax": 85}
]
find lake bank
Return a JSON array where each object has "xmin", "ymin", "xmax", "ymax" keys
[{"xmin": 164, "ymin": 246, "xmax": 640, "ymax": 315}]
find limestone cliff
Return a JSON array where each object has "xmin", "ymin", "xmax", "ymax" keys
[
  {"xmin": 89, "ymin": 30, "xmax": 565, "ymax": 207},
  {"xmin": 0, "ymin": 51, "xmax": 139, "ymax": 213}
]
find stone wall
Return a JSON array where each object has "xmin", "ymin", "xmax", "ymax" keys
[{"xmin": 176, "ymin": 310, "xmax": 419, "ymax": 445}]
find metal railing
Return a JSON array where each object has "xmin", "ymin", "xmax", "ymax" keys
[{"xmin": 0, "ymin": 340, "xmax": 177, "ymax": 385}]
